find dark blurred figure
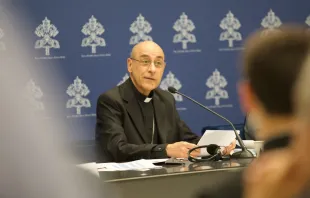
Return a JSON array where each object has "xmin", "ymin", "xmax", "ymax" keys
[
  {"xmin": 196, "ymin": 25, "xmax": 310, "ymax": 198},
  {"xmin": 243, "ymin": 46, "xmax": 310, "ymax": 198}
]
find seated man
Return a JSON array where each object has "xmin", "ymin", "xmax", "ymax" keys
[
  {"xmin": 96, "ymin": 41, "xmax": 200, "ymax": 162},
  {"xmin": 96, "ymin": 41, "xmax": 235, "ymax": 162}
]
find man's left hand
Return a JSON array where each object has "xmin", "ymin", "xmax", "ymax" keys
[{"xmin": 222, "ymin": 139, "xmax": 236, "ymax": 156}]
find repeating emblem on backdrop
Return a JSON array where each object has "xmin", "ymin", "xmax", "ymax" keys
[
  {"xmin": 34, "ymin": 17, "xmax": 65, "ymax": 59},
  {"xmin": 173, "ymin": 12, "xmax": 201, "ymax": 53},
  {"xmin": 117, "ymin": 73, "xmax": 129, "ymax": 86},
  {"xmin": 160, "ymin": 71, "xmax": 183, "ymax": 102},
  {"xmin": 260, "ymin": 9, "xmax": 282, "ymax": 36},
  {"xmin": 129, "ymin": 14, "xmax": 153, "ymax": 45},
  {"xmin": 81, "ymin": 15, "xmax": 111, "ymax": 58},
  {"xmin": 24, "ymin": 79, "xmax": 44, "ymax": 111},
  {"xmin": 160, "ymin": 71, "xmax": 186, "ymax": 110},
  {"xmin": 219, "ymin": 11, "xmax": 243, "ymax": 51},
  {"xmin": 205, "ymin": 69, "xmax": 232, "ymax": 108},
  {"xmin": 66, "ymin": 76, "xmax": 94, "ymax": 117},
  {"xmin": 0, "ymin": 27, "xmax": 5, "ymax": 51}
]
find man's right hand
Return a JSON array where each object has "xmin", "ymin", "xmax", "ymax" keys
[{"xmin": 166, "ymin": 141, "xmax": 200, "ymax": 158}]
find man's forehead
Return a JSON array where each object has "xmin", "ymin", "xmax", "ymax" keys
[
  {"xmin": 138, "ymin": 52, "xmax": 164, "ymax": 59},
  {"xmin": 132, "ymin": 41, "xmax": 164, "ymax": 58}
]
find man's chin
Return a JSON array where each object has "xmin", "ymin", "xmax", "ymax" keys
[{"xmin": 142, "ymin": 84, "xmax": 157, "ymax": 92}]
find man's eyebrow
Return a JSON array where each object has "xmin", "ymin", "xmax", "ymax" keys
[
  {"xmin": 139, "ymin": 54, "xmax": 151, "ymax": 58},
  {"xmin": 155, "ymin": 56, "xmax": 164, "ymax": 60}
]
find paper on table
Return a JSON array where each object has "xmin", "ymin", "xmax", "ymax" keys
[
  {"xmin": 143, "ymin": 158, "xmax": 169, "ymax": 164},
  {"xmin": 76, "ymin": 162, "xmax": 99, "ymax": 177},
  {"xmin": 97, "ymin": 159, "xmax": 163, "ymax": 171},
  {"xmin": 198, "ymin": 130, "xmax": 238, "ymax": 156}
]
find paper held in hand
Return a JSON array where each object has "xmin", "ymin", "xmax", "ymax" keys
[{"xmin": 198, "ymin": 130, "xmax": 238, "ymax": 156}]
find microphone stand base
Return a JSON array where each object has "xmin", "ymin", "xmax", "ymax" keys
[{"xmin": 230, "ymin": 149, "xmax": 255, "ymax": 158}]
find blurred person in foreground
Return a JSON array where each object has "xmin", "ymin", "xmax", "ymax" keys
[
  {"xmin": 196, "ymin": 25, "xmax": 310, "ymax": 198},
  {"xmin": 243, "ymin": 45, "xmax": 310, "ymax": 198},
  {"xmin": 0, "ymin": 2, "xmax": 109, "ymax": 198}
]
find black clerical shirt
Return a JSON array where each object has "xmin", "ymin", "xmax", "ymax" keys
[
  {"xmin": 131, "ymin": 81, "xmax": 159, "ymax": 144},
  {"xmin": 129, "ymin": 79, "xmax": 167, "ymax": 158}
]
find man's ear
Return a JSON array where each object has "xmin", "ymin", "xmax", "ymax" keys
[
  {"xmin": 237, "ymin": 80, "xmax": 256, "ymax": 114},
  {"xmin": 127, "ymin": 58, "xmax": 132, "ymax": 73}
]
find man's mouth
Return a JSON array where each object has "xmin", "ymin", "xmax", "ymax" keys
[{"xmin": 144, "ymin": 77, "xmax": 155, "ymax": 80}]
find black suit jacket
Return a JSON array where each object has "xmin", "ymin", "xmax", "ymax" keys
[{"xmin": 95, "ymin": 79, "xmax": 200, "ymax": 162}]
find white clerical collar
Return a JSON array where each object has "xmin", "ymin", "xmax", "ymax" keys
[{"xmin": 144, "ymin": 97, "xmax": 152, "ymax": 103}]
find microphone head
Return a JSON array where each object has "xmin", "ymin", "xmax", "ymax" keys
[
  {"xmin": 207, "ymin": 144, "xmax": 220, "ymax": 155},
  {"xmin": 168, "ymin": 86, "xmax": 177, "ymax": 94}
]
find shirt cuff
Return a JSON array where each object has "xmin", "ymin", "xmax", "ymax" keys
[{"xmin": 151, "ymin": 144, "xmax": 168, "ymax": 159}]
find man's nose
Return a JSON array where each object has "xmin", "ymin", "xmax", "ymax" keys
[{"xmin": 148, "ymin": 62, "xmax": 156, "ymax": 72}]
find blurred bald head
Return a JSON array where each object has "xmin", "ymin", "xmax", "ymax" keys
[{"xmin": 241, "ymin": 25, "xmax": 310, "ymax": 116}]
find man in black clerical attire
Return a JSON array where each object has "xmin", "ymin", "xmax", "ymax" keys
[
  {"xmin": 196, "ymin": 25, "xmax": 310, "ymax": 198},
  {"xmin": 95, "ymin": 41, "xmax": 204, "ymax": 162}
]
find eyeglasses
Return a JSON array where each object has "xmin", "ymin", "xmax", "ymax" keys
[{"xmin": 130, "ymin": 57, "xmax": 166, "ymax": 68}]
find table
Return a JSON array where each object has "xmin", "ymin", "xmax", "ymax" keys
[{"xmin": 100, "ymin": 158, "xmax": 254, "ymax": 198}]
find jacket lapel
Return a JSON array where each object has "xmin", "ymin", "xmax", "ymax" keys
[
  {"xmin": 153, "ymin": 91, "xmax": 167, "ymax": 143},
  {"xmin": 120, "ymin": 79, "xmax": 149, "ymax": 143}
]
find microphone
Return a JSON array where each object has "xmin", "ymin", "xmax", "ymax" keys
[
  {"xmin": 168, "ymin": 87, "xmax": 254, "ymax": 159},
  {"xmin": 187, "ymin": 144, "xmax": 222, "ymax": 162},
  {"xmin": 206, "ymin": 144, "xmax": 221, "ymax": 155}
]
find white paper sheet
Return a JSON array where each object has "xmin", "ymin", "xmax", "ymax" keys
[
  {"xmin": 198, "ymin": 130, "xmax": 238, "ymax": 156},
  {"xmin": 142, "ymin": 158, "xmax": 169, "ymax": 164},
  {"xmin": 97, "ymin": 159, "xmax": 163, "ymax": 171},
  {"xmin": 76, "ymin": 162, "xmax": 100, "ymax": 177}
]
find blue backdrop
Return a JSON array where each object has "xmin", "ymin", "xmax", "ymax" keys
[{"xmin": 1, "ymin": 0, "xmax": 309, "ymax": 141}]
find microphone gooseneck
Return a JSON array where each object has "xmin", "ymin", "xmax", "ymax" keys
[{"xmin": 168, "ymin": 87, "xmax": 254, "ymax": 159}]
